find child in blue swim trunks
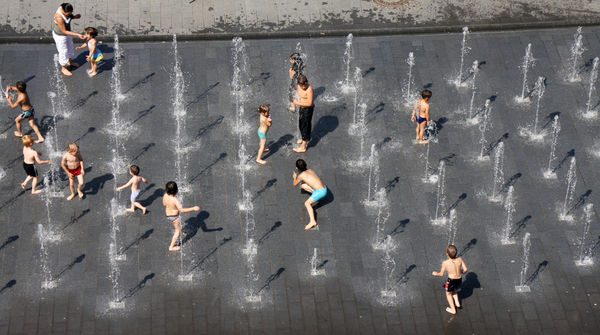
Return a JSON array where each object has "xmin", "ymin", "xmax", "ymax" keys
[
  {"xmin": 292, "ymin": 159, "xmax": 327, "ymax": 230},
  {"xmin": 76, "ymin": 27, "xmax": 102, "ymax": 77},
  {"xmin": 256, "ymin": 105, "xmax": 272, "ymax": 165},
  {"xmin": 411, "ymin": 89, "xmax": 432, "ymax": 144}
]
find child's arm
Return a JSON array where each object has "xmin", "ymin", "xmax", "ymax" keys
[
  {"xmin": 6, "ymin": 93, "xmax": 24, "ymax": 109},
  {"xmin": 78, "ymin": 153, "xmax": 85, "ymax": 176},
  {"xmin": 61, "ymin": 154, "xmax": 71, "ymax": 176},
  {"xmin": 266, "ymin": 117, "xmax": 272, "ymax": 127},
  {"xmin": 116, "ymin": 178, "xmax": 133, "ymax": 191},
  {"xmin": 33, "ymin": 151, "xmax": 51, "ymax": 165},
  {"xmin": 460, "ymin": 258, "xmax": 468, "ymax": 274},
  {"xmin": 176, "ymin": 198, "xmax": 200, "ymax": 213},
  {"xmin": 141, "ymin": 177, "xmax": 148, "ymax": 183},
  {"xmin": 292, "ymin": 172, "xmax": 303, "ymax": 187},
  {"xmin": 432, "ymin": 261, "xmax": 447, "ymax": 277},
  {"xmin": 425, "ymin": 104, "xmax": 430, "ymax": 125},
  {"xmin": 289, "ymin": 68, "xmax": 295, "ymax": 79},
  {"xmin": 75, "ymin": 42, "xmax": 87, "ymax": 50},
  {"xmin": 411, "ymin": 102, "xmax": 418, "ymax": 121}
]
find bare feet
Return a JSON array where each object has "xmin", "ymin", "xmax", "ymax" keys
[
  {"xmin": 293, "ymin": 147, "xmax": 306, "ymax": 153},
  {"xmin": 126, "ymin": 209, "xmax": 135, "ymax": 213},
  {"xmin": 13, "ymin": 131, "xmax": 22, "ymax": 137},
  {"xmin": 67, "ymin": 193, "xmax": 76, "ymax": 201},
  {"xmin": 31, "ymin": 190, "xmax": 42, "ymax": 195},
  {"xmin": 418, "ymin": 139, "xmax": 430, "ymax": 144},
  {"xmin": 61, "ymin": 67, "xmax": 73, "ymax": 76},
  {"xmin": 78, "ymin": 191, "xmax": 84, "ymax": 199},
  {"xmin": 445, "ymin": 307, "xmax": 456, "ymax": 315},
  {"xmin": 87, "ymin": 71, "xmax": 97, "ymax": 78},
  {"xmin": 169, "ymin": 246, "xmax": 181, "ymax": 251},
  {"xmin": 296, "ymin": 139, "xmax": 303, "ymax": 144},
  {"xmin": 305, "ymin": 221, "xmax": 318, "ymax": 230},
  {"xmin": 289, "ymin": 106, "xmax": 295, "ymax": 112},
  {"xmin": 20, "ymin": 183, "xmax": 26, "ymax": 190},
  {"xmin": 263, "ymin": 148, "xmax": 270, "ymax": 152},
  {"xmin": 142, "ymin": 207, "xmax": 147, "ymax": 215},
  {"xmin": 35, "ymin": 138, "xmax": 45, "ymax": 143},
  {"xmin": 256, "ymin": 159, "xmax": 267, "ymax": 165}
]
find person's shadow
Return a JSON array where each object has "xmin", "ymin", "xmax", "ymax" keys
[
  {"xmin": 82, "ymin": 173, "xmax": 113, "ymax": 195},
  {"xmin": 459, "ymin": 272, "xmax": 481, "ymax": 300},
  {"xmin": 308, "ymin": 115, "xmax": 339, "ymax": 148},
  {"xmin": 182, "ymin": 211, "xmax": 222, "ymax": 245}
]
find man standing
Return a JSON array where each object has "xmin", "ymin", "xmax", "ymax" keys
[
  {"xmin": 292, "ymin": 159, "xmax": 327, "ymax": 230},
  {"xmin": 52, "ymin": 3, "xmax": 85, "ymax": 76},
  {"xmin": 293, "ymin": 75, "xmax": 314, "ymax": 153}
]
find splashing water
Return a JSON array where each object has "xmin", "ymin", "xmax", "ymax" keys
[
  {"xmin": 310, "ymin": 248, "xmax": 326, "ymax": 276},
  {"xmin": 38, "ymin": 224, "xmax": 57, "ymax": 289},
  {"xmin": 447, "ymin": 209, "xmax": 458, "ymax": 245},
  {"xmin": 0, "ymin": 75, "xmax": 6, "ymax": 105},
  {"xmin": 559, "ymin": 157, "xmax": 577, "ymax": 221},
  {"xmin": 466, "ymin": 60, "xmax": 479, "ymax": 120},
  {"xmin": 543, "ymin": 116, "xmax": 560, "ymax": 179},
  {"xmin": 515, "ymin": 232, "xmax": 531, "ymax": 292},
  {"xmin": 372, "ymin": 190, "xmax": 390, "ymax": 249},
  {"xmin": 478, "ymin": 99, "xmax": 492, "ymax": 160},
  {"xmin": 566, "ymin": 27, "xmax": 585, "ymax": 83},
  {"xmin": 380, "ymin": 235, "xmax": 397, "ymax": 301},
  {"xmin": 575, "ymin": 203, "xmax": 595, "ymax": 266},
  {"xmin": 519, "ymin": 77, "xmax": 546, "ymax": 141},
  {"xmin": 432, "ymin": 161, "xmax": 447, "ymax": 225},
  {"xmin": 583, "ymin": 57, "xmax": 599, "ymax": 119},
  {"xmin": 422, "ymin": 141, "xmax": 438, "ymax": 183},
  {"xmin": 339, "ymin": 34, "xmax": 355, "ymax": 92},
  {"xmin": 451, "ymin": 27, "xmax": 471, "ymax": 87},
  {"xmin": 501, "ymin": 186, "xmax": 516, "ymax": 245},
  {"xmin": 489, "ymin": 141, "xmax": 504, "ymax": 203},
  {"xmin": 516, "ymin": 44, "xmax": 535, "ymax": 103},
  {"xmin": 365, "ymin": 144, "xmax": 380, "ymax": 204},
  {"xmin": 403, "ymin": 52, "xmax": 417, "ymax": 106}
]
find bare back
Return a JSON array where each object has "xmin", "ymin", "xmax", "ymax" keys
[
  {"xmin": 23, "ymin": 147, "xmax": 39, "ymax": 164},
  {"xmin": 17, "ymin": 92, "xmax": 32, "ymax": 111},
  {"xmin": 299, "ymin": 169, "xmax": 325, "ymax": 190},
  {"xmin": 413, "ymin": 99, "xmax": 429, "ymax": 118},
  {"xmin": 163, "ymin": 194, "xmax": 182, "ymax": 216},
  {"xmin": 444, "ymin": 257, "xmax": 466, "ymax": 279},
  {"xmin": 131, "ymin": 176, "xmax": 143, "ymax": 192},
  {"xmin": 297, "ymin": 85, "xmax": 314, "ymax": 106}
]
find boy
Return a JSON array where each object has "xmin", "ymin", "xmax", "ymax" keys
[
  {"xmin": 292, "ymin": 159, "xmax": 327, "ymax": 230},
  {"xmin": 21, "ymin": 135, "xmax": 51, "ymax": 194},
  {"xmin": 116, "ymin": 165, "xmax": 148, "ymax": 214},
  {"xmin": 432, "ymin": 245, "xmax": 468, "ymax": 314},
  {"xmin": 162, "ymin": 181, "xmax": 200, "ymax": 251},
  {"xmin": 61, "ymin": 142, "xmax": 85, "ymax": 200},
  {"xmin": 411, "ymin": 89, "xmax": 432, "ymax": 144},
  {"xmin": 256, "ymin": 104, "xmax": 272, "ymax": 165},
  {"xmin": 75, "ymin": 27, "xmax": 103, "ymax": 77},
  {"xmin": 5, "ymin": 81, "xmax": 44, "ymax": 143},
  {"xmin": 293, "ymin": 75, "xmax": 314, "ymax": 153}
]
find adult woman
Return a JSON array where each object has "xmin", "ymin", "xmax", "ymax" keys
[{"xmin": 52, "ymin": 3, "xmax": 85, "ymax": 76}]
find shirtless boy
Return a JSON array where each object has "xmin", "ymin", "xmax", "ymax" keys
[
  {"xmin": 61, "ymin": 142, "xmax": 85, "ymax": 200},
  {"xmin": 5, "ymin": 81, "xmax": 45, "ymax": 143},
  {"xmin": 21, "ymin": 135, "xmax": 51, "ymax": 194},
  {"xmin": 256, "ymin": 105, "xmax": 272, "ymax": 165},
  {"xmin": 411, "ymin": 89, "xmax": 432, "ymax": 144},
  {"xmin": 292, "ymin": 159, "xmax": 327, "ymax": 230},
  {"xmin": 116, "ymin": 165, "xmax": 148, "ymax": 214},
  {"xmin": 293, "ymin": 75, "xmax": 314, "ymax": 153},
  {"xmin": 162, "ymin": 181, "xmax": 200, "ymax": 251},
  {"xmin": 432, "ymin": 244, "xmax": 468, "ymax": 314}
]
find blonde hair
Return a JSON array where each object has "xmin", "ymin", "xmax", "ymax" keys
[
  {"xmin": 68, "ymin": 142, "xmax": 79, "ymax": 154},
  {"xmin": 22, "ymin": 135, "xmax": 34, "ymax": 147}
]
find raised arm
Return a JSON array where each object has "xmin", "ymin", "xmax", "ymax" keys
[
  {"xmin": 34, "ymin": 151, "xmax": 51, "ymax": 165},
  {"xmin": 116, "ymin": 178, "xmax": 133, "ymax": 191},
  {"xmin": 292, "ymin": 171, "xmax": 303, "ymax": 187},
  {"xmin": 54, "ymin": 12, "xmax": 85, "ymax": 39},
  {"xmin": 432, "ymin": 262, "xmax": 447, "ymax": 277},
  {"xmin": 6, "ymin": 93, "xmax": 24, "ymax": 109},
  {"xmin": 177, "ymin": 198, "xmax": 200, "ymax": 213}
]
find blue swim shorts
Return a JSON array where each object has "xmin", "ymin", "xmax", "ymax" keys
[
  {"xmin": 309, "ymin": 186, "xmax": 328, "ymax": 202},
  {"xmin": 258, "ymin": 129, "xmax": 266, "ymax": 140}
]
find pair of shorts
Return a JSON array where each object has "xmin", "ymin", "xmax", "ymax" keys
[
  {"xmin": 257, "ymin": 129, "xmax": 267, "ymax": 140},
  {"xmin": 309, "ymin": 186, "xmax": 327, "ymax": 202},
  {"xmin": 167, "ymin": 215, "xmax": 180, "ymax": 223},
  {"xmin": 19, "ymin": 108, "xmax": 35, "ymax": 119},
  {"xmin": 68, "ymin": 165, "xmax": 82, "ymax": 176},
  {"xmin": 445, "ymin": 278, "xmax": 462, "ymax": 293},
  {"xmin": 90, "ymin": 51, "xmax": 103, "ymax": 62},
  {"xmin": 298, "ymin": 105, "xmax": 314, "ymax": 141},
  {"xmin": 23, "ymin": 162, "xmax": 37, "ymax": 177},
  {"xmin": 130, "ymin": 190, "xmax": 140, "ymax": 204},
  {"xmin": 416, "ymin": 116, "xmax": 427, "ymax": 124}
]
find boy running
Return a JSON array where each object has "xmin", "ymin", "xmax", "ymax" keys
[
  {"xmin": 432, "ymin": 245, "xmax": 468, "ymax": 314},
  {"xmin": 162, "ymin": 181, "xmax": 200, "ymax": 251},
  {"xmin": 256, "ymin": 104, "xmax": 272, "ymax": 165},
  {"xmin": 21, "ymin": 135, "xmax": 51, "ymax": 194},
  {"xmin": 411, "ymin": 90, "xmax": 432, "ymax": 144},
  {"xmin": 116, "ymin": 165, "xmax": 148, "ymax": 214},
  {"xmin": 61, "ymin": 142, "xmax": 85, "ymax": 200},
  {"xmin": 5, "ymin": 81, "xmax": 44, "ymax": 143}
]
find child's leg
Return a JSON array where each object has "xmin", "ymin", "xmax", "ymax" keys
[
  {"xmin": 304, "ymin": 198, "xmax": 318, "ymax": 230},
  {"xmin": 28, "ymin": 118, "xmax": 44, "ymax": 143},
  {"xmin": 418, "ymin": 122, "xmax": 428, "ymax": 143},
  {"xmin": 169, "ymin": 218, "xmax": 182, "ymax": 251},
  {"xmin": 21, "ymin": 175, "xmax": 32, "ymax": 189},
  {"xmin": 257, "ymin": 139, "xmax": 267, "ymax": 164},
  {"xmin": 67, "ymin": 176, "xmax": 76, "ymax": 200},
  {"xmin": 88, "ymin": 60, "xmax": 97, "ymax": 77},
  {"xmin": 31, "ymin": 177, "xmax": 42, "ymax": 194},
  {"xmin": 134, "ymin": 201, "xmax": 147, "ymax": 214},
  {"xmin": 14, "ymin": 116, "xmax": 23, "ymax": 136},
  {"xmin": 452, "ymin": 293, "xmax": 461, "ymax": 308},
  {"xmin": 445, "ymin": 292, "xmax": 456, "ymax": 314},
  {"xmin": 77, "ymin": 174, "xmax": 84, "ymax": 198},
  {"xmin": 300, "ymin": 183, "xmax": 314, "ymax": 194},
  {"xmin": 415, "ymin": 124, "xmax": 419, "ymax": 140}
]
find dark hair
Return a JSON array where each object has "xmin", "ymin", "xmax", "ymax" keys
[
  {"xmin": 85, "ymin": 27, "xmax": 98, "ymax": 37},
  {"xmin": 290, "ymin": 52, "xmax": 305, "ymax": 75},
  {"xmin": 296, "ymin": 159, "xmax": 307, "ymax": 172},
  {"xmin": 129, "ymin": 165, "xmax": 140, "ymax": 175},
  {"xmin": 165, "ymin": 181, "xmax": 178, "ymax": 195},
  {"xmin": 257, "ymin": 104, "xmax": 269, "ymax": 114},
  {"xmin": 297, "ymin": 75, "xmax": 308, "ymax": 87},
  {"xmin": 422, "ymin": 90, "xmax": 432, "ymax": 99},
  {"xmin": 446, "ymin": 245, "xmax": 458, "ymax": 259},
  {"xmin": 16, "ymin": 81, "xmax": 26, "ymax": 92},
  {"xmin": 61, "ymin": 3, "xmax": 74, "ymax": 12}
]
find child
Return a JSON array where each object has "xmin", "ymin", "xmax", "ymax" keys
[
  {"xmin": 411, "ymin": 90, "xmax": 432, "ymax": 144},
  {"xmin": 5, "ymin": 81, "xmax": 45, "ymax": 143},
  {"xmin": 293, "ymin": 75, "xmax": 314, "ymax": 153},
  {"xmin": 21, "ymin": 135, "xmax": 51, "ymax": 194},
  {"xmin": 162, "ymin": 181, "xmax": 200, "ymax": 251},
  {"xmin": 288, "ymin": 53, "xmax": 304, "ymax": 111},
  {"xmin": 432, "ymin": 245, "xmax": 468, "ymax": 315},
  {"xmin": 116, "ymin": 165, "xmax": 148, "ymax": 214},
  {"xmin": 292, "ymin": 159, "xmax": 327, "ymax": 230},
  {"xmin": 256, "ymin": 104, "xmax": 272, "ymax": 165},
  {"xmin": 75, "ymin": 27, "xmax": 102, "ymax": 77},
  {"xmin": 61, "ymin": 142, "xmax": 85, "ymax": 200}
]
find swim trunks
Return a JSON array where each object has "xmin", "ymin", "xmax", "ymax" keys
[
  {"xmin": 23, "ymin": 162, "xmax": 37, "ymax": 177},
  {"xmin": 167, "ymin": 215, "xmax": 180, "ymax": 223},
  {"xmin": 68, "ymin": 165, "xmax": 82, "ymax": 176},
  {"xmin": 309, "ymin": 186, "xmax": 328, "ymax": 202},
  {"xmin": 88, "ymin": 41, "xmax": 103, "ymax": 62},
  {"xmin": 19, "ymin": 108, "xmax": 35, "ymax": 119},
  {"xmin": 445, "ymin": 278, "xmax": 462, "ymax": 293},
  {"xmin": 416, "ymin": 116, "xmax": 427, "ymax": 124},
  {"xmin": 298, "ymin": 105, "xmax": 314, "ymax": 141},
  {"xmin": 257, "ymin": 129, "xmax": 266, "ymax": 140},
  {"xmin": 130, "ymin": 189, "xmax": 140, "ymax": 204}
]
